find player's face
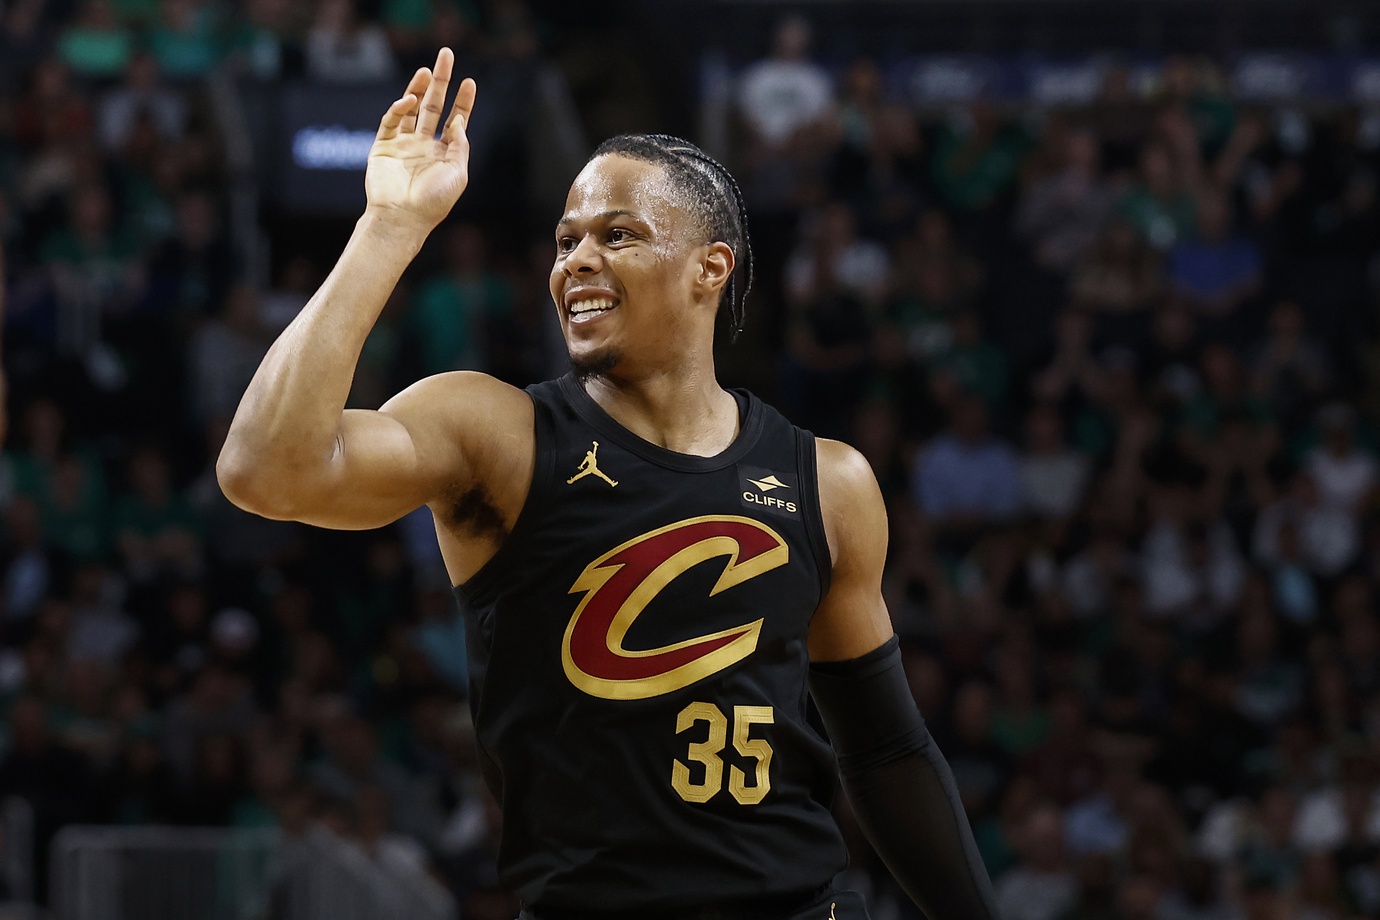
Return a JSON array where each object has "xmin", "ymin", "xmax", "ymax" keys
[{"xmin": 551, "ymin": 155, "xmax": 707, "ymax": 378}]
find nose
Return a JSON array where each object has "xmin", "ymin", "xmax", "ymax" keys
[{"xmin": 563, "ymin": 233, "xmax": 602, "ymax": 276}]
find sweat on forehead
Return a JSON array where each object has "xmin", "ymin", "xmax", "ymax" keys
[
  {"xmin": 593, "ymin": 142, "xmax": 740, "ymax": 240},
  {"xmin": 565, "ymin": 156, "xmax": 702, "ymax": 230}
]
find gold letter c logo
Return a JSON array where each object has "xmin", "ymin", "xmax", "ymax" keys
[{"xmin": 561, "ymin": 515, "xmax": 788, "ymax": 700}]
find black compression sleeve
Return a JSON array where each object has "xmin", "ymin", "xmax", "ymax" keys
[{"xmin": 809, "ymin": 637, "xmax": 998, "ymax": 920}]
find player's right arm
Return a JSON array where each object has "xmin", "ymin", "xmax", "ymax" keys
[{"xmin": 217, "ymin": 49, "xmax": 527, "ymax": 532}]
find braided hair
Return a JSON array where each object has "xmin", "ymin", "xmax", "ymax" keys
[{"xmin": 588, "ymin": 134, "xmax": 753, "ymax": 340}]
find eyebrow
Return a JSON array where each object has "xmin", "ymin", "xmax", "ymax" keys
[{"xmin": 555, "ymin": 209, "xmax": 643, "ymax": 230}]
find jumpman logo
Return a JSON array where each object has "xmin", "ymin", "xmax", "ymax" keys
[
  {"xmin": 829, "ymin": 904, "xmax": 837, "ymax": 920},
  {"xmin": 567, "ymin": 441, "xmax": 618, "ymax": 487}
]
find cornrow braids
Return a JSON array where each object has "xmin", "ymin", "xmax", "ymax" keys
[{"xmin": 589, "ymin": 134, "xmax": 754, "ymax": 340}]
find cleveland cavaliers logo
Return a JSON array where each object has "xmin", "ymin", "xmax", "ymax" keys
[{"xmin": 562, "ymin": 515, "xmax": 789, "ymax": 700}]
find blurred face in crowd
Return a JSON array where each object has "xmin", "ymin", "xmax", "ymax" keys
[
  {"xmin": 845, "ymin": 59, "xmax": 882, "ymax": 105},
  {"xmin": 1195, "ymin": 193, "xmax": 1231, "ymax": 243},
  {"xmin": 1259, "ymin": 787, "xmax": 1296, "ymax": 844},
  {"xmin": 1054, "ymin": 308, "xmax": 1093, "ymax": 349},
  {"xmin": 551, "ymin": 154, "xmax": 730, "ymax": 381},
  {"xmin": 1153, "ymin": 304, "xmax": 1194, "ymax": 347},
  {"xmin": 816, "ymin": 202, "xmax": 857, "ymax": 251},
  {"xmin": 1065, "ymin": 129, "xmax": 1100, "ymax": 175},
  {"xmin": 952, "ymin": 396, "xmax": 990, "ymax": 444},
  {"xmin": 1104, "ymin": 218, "xmax": 1142, "ymax": 259},
  {"xmin": 914, "ymin": 210, "xmax": 952, "ymax": 250},
  {"xmin": 773, "ymin": 16, "xmax": 811, "ymax": 60},
  {"xmin": 315, "ymin": 0, "xmax": 358, "ymax": 32},
  {"xmin": 1140, "ymin": 144, "xmax": 1177, "ymax": 196},
  {"xmin": 1047, "ymin": 690, "xmax": 1088, "ymax": 744},
  {"xmin": 953, "ymin": 680, "xmax": 993, "ymax": 741},
  {"xmin": 1119, "ymin": 875, "xmax": 1163, "ymax": 920},
  {"xmin": 1025, "ymin": 405, "xmax": 1065, "ymax": 453},
  {"xmin": 1268, "ymin": 301, "xmax": 1303, "ymax": 341},
  {"xmin": 127, "ymin": 52, "xmax": 159, "ymax": 90},
  {"xmin": 1100, "ymin": 66, "xmax": 1132, "ymax": 102},
  {"xmin": 24, "ymin": 398, "xmax": 65, "ymax": 456},
  {"xmin": 445, "ymin": 224, "xmax": 488, "ymax": 275},
  {"xmin": 129, "ymin": 447, "xmax": 170, "ymax": 501},
  {"xmin": 177, "ymin": 193, "xmax": 218, "ymax": 248},
  {"xmin": 247, "ymin": 0, "xmax": 288, "ymax": 28},
  {"xmin": 1162, "ymin": 57, "xmax": 1201, "ymax": 99},
  {"xmin": 1322, "ymin": 418, "xmax": 1355, "ymax": 457},
  {"xmin": 1199, "ymin": 345, "xmax": 1240, "ymax": 394},
  {"xmin": 9, "ymin": 698, "xmax": 48, "ymax": 754},
  {"xmin": 33, "ymin": 57, "xmax": 70, "ymax": 98},
  {"xmin": 73, "ymin": 185, "xmax": 114, "ymax": 239},
  {"xmin": 1020, "ymin": 806, "xmax": 1067, "ymax": 871}
]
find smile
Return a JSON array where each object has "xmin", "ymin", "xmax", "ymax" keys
[{"xmin": 569, "ymin": 298, "xmax": 617, "ymax": 324}]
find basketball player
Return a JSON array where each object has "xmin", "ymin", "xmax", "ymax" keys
[{"xmin": 219, "ymin": 49, "xmax": 996, "ymax": 919}]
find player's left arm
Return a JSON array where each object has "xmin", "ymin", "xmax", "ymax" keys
[{"xmin": 809, "ymin": 438, "xmax": 998, "ymax": 920}]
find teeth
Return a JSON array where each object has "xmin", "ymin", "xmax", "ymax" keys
[{"xmin": 569, "ymin": 298, "xmax": 615, "ymax": 314}]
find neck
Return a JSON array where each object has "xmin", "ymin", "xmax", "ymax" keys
[{"xmin": 581, "ymin": 359, "xmax": 739, "ymax": 457}]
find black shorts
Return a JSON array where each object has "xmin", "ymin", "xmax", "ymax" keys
[{"xmin": 519, "ymin": 887, "xmax": 870, "ymax": 920}]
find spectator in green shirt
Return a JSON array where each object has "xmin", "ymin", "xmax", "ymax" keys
[
  {"xmin": 1116, "ymin": 142, "xmax": 1197, "ymax": 251},
  {"xmin": 9, "ymin": 399, "xmax": 109, "ymax": 560},
  {"xmin": 930, "ymin": 102, "xmax": 1031, "ymax": 214},
  {"xmin": 406, "ymin": 224, "xmax": 512, "ymax": 377},
  {"xmin": 58, "ymin": 0, "xmax": 132, "ymax": 79},
  {"xmin": 934, "ymin": 310, "xmax": 1008, "ymax": 412},
  {"xmin": 149, "ymin": 0, "xmax": 221, "ymax": 79},
  {"xmin": 113, "ymin": 444, "xmax": 202, "ymax": 582},
  {"xmin": 38, "ymin": 453, "xmax": 109, "ymax": 561},
  {"xmin": 42, "ymin": 182, "xmax": 146, "ymax": 362}
]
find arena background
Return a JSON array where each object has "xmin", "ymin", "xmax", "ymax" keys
[{"xmin": 2, "ymin": 0, "xmax": 1380, "ymax": 917}]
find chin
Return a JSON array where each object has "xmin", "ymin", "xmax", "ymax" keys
[{"xmin": 568, "ymin": 347, "xmax": 622, "ymax": 385}]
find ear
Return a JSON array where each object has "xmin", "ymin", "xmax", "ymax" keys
[{"xmin": 699, "ymin": 241, "xmax": 735, "ymax": 301}]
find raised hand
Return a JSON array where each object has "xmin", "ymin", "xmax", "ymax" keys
[{"xmin": 366, "ymin": 47, "xmax": 477, "ymax": 234}]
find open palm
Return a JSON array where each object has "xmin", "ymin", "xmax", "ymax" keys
[{"xmin": 366, "ymin": 48, "xmax": 477, "ymax": 232}]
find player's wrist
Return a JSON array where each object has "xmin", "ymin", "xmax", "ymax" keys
[{"xmin": 357, "ymin": 208, "xmax": 434, "ymax": 253}]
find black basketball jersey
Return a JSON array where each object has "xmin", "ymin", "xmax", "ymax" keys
[{"xmin": 453, "ymin": 374, "xmax": 849, "ymax": 911}]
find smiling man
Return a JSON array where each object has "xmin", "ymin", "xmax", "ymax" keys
[{"xmin": 218, "ymin": 48, "xmax": 996, "ymax": 920}]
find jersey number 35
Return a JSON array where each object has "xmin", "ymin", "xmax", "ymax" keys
[{"xmin": 672, "ymin": 702, "xmax": 773, "ymax": 805}]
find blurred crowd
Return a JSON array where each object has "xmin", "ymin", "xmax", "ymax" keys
[
  {"xmin": 2, "ymin": 1, "xmax": 1380, "ymax": 919},
  {"xmin": 0, "ymin": 0, "xmax": 556, "ymax": 916},
  {"xmin": 731, "ymin": 15, "xmax": 1380, "ymax": 920}
]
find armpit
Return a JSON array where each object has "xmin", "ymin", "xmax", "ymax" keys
[{"xmin": 439, "ymin": 482, "xmax": 509, "ymax": 541}]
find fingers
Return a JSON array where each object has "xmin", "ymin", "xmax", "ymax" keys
[
  {"xmin": 443, "ymin": 76, "xmax": 477, "ymax": 142},
  {"xmin": 399, "ymin": 66, "xmax": 430, "ymax": 134},
  {"xmin": 377, "ymin": 93, "xmax": 417, "ymax": 141},
  {"xmin": 416, "ymin": 46, "xmax": 454, "ymax": 138}
]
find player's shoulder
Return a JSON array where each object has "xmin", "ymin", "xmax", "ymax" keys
[
  {"xmin": 814, "ymin": 438, "xmax": 880, "ymax": 501},
  {"xmin": 812, "ymin": 438, "xmax": 887, "ymax": 571},
  {"xmin": 381, "ymin": 370, "xmax": 533, "ymax": 424},
  {"xmin": 814, "ymin": 436, "xmax": 885, "ymax": 533}
]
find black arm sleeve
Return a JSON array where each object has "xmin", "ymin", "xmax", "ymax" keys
[{"xmin": 809, "ymin": 636, "xmax": 998, "ymax": 920}]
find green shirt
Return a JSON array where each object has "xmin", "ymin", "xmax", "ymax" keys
[
  {"xmin": 990, "ymin": 706, "xmax": 1051, "ymax": 757},
  {"xmin": 109, "ymin": 0, "xmax": 161, "ymax": 25},
  {"xmin": 936, "ymin": 341, "xmax": 1008, "ymax": 409},
  {"xmin": 381, "ymin": 0, "xmax": 478, "ymax": 29},
  {"xmin": 409, "ymin": 273, "xmax": 512, "ymax": 376},
  {"xmin": 1117, "ymin": 187, "xmax": 1196, "ymax": 251},
  {"xmin": 113, "ymin": 492, "xmax": 203, "ymax": 539},
  {"xmin": 930, "ymin": 124, "xmax": 1031, "ymax": 212},
  {"xmin": 150, "ymin": 19, "xmax": 221, "ymax": 78},
  {"xmin": 1179, "ymin": 394, "xmax": 1275, "ymax": 440},
  {"xmin": 59, "ymin": 28, "xmax": 133, "ymax": 77}
]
